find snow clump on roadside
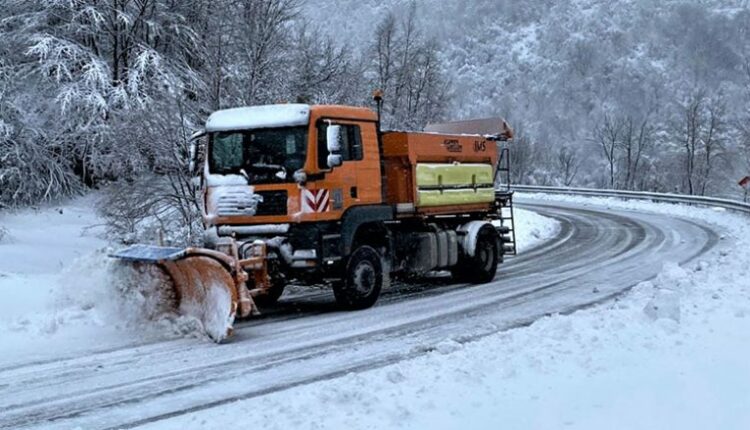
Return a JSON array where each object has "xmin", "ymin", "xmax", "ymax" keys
[{"xmin": 640, "ymin": 262, "xmax": 688, "ymax": 324}]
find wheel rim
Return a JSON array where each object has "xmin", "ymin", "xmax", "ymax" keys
[
  {"xmin": 352, "ymin": 261, "xmax": 376, "ymax": 294},
  {"xmin": 478, "ymin": 240, "xmax": 494, "ymax": 272}
]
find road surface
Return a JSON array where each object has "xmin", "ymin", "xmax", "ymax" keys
[{"xmin": 0, "ymin": 198, "xmax": 720, "ymax": 429}]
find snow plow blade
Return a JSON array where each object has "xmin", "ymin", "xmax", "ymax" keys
[{"xmin": 110, "ymin": 245, "xmax": 251, "ymax": 342}]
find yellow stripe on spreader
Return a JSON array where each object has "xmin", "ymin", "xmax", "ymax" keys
[
  {"xmin": 417, "ymin": 188, "xmax": 495, "ymax": 207},
  {"xmin": 416, "ymin": 163, "xmax": 494, "ymax": 188}
]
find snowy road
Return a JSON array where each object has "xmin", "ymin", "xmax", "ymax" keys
[{"xmin": 0, "ymin": 198, "xmax": 720, "ymax": 430}]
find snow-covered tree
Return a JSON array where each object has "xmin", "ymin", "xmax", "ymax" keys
[
  {"xmin": 370, "ymin": 2, "xmax": 448, "ymax": 129},
  {"xmin": 2, "ymin": 0, "xmax": 750, "ymax": 217}
]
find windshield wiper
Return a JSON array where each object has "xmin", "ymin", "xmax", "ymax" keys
[
  {"xmin": 249, "ymin": 163, "xmax": 288, "ymax": 180},
  {"xmin": 250, "ymin": 162, "xmax": 285, "ymax": 171},
  {"xmin": 239, "ymin": 168, "xmax": 251, "ymax": 183}
]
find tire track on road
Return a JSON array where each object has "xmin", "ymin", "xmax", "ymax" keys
[{"xmin": 0, "ymin": 201, "xmax": 722, "ymax": 430}]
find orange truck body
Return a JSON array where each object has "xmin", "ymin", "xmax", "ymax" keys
[
  {"xmin": 203, "ymin": 105, "xmax": 504, "ymax": 227},
  {"xmin": 382, "ymin": 131, "xmax": 498, "ymax": 216}
]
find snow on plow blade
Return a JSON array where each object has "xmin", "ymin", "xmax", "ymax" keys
[{"xmin": 110, "ymin": 245, "xmax": 241, "ymax": 342}]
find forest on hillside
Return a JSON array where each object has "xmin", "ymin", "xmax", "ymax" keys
[
  {"xmin": 1, "ymin": 0, "xmax": 749, "ymax": 240},
  {"xmin": 309, "ymin": 0, "xmax": 750, "ymax": 197}
]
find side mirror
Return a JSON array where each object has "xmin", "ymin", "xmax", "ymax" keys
[
  {"xmin": 188, "ymin": 129, "xmax": 206, "ymax": 176},
  {"xmin": 327, "ymin": 154, "xmax": 343, "ymax": 168},
  {"xmin": 326, "ymin": 125, "xmax": 342, "ymax": 153},
  {"xmin": 188, "ymin": 141, "xmax": 198, "ymax": 174}
]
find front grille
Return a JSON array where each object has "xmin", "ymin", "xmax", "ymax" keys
[
  {"xmin": 255, "ymin": 190, "xmax": 288, "ymax": 216},
  {"xmin": 213, "ymin": 188, "xmax": 261, "ymax": 216}
]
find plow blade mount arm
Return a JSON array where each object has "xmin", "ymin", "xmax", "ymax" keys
[{"xmin": 110, "ymin": 245, "xmax": 245, "ymax": 342}]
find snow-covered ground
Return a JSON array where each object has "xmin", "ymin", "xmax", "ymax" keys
[
  {"xmin": 0, "ymin": 199, "xmax": 558, "ymax": 367},
  {"xmin": 0, "ymin": 196, "xmax": 112, "ymax": 362},
  {"xmin": 4, "ymin": 194, "xmax": 748, "ymax": 429},
  {"xmin": 506, "ymin": 206, "xmax": 560, "ymax": 253},
  {"xmin": 134, "ymin": 195, "xmax": 749, "ymax": 430},
  {"xmin": 0, "ymin": 195, "xmax": 194, "ymax": 365}
]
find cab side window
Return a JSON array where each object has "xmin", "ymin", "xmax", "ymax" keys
[{"xmin": 317, "ymin": 122, "xmax": 363, "ymax": 169}]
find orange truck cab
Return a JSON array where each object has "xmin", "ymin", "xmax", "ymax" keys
[{"xmin": 197, "ymin": 103, "xmax": 515, "ymax": 308}]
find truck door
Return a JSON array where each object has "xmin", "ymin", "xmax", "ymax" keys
[{"xmin": 303, "ymin": 119, "xmax": 381, "ymax": 221}]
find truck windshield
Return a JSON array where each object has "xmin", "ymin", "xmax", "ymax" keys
[{"xmin": 209, "ymin": 126, "xmax": 308, "ymax": 183}]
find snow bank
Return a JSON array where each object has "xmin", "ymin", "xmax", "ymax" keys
[
  {"xmin": 512, "ymin": 207, "xmax": 560, "ymax": 252},
  {"xmin": 517, "ymin": 191, "xmax": 745, "ymax": 221},
  {"xmin": 0, "ymin": 196, "xmax": 211, "ymax": 365},
  {"xmin": 141, "ymin": 198, "xmax": 750, "ymax": 430},
  {"xmin": 0, "ymin": 194, "xmax": 106, "ymax": 275},
  {"xmin": 1, "ymin": 249, "xmax": 223, "ymax": 364},
  {"xmin": 0, "ymin": 195, "xmax": 107, "ymax": 332}
]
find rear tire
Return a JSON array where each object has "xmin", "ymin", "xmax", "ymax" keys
[
  {"xmin": 452, "ymin": 225, "xmax": 499, "ymax": 284},
  {"xmin": 334, "ymin": 245, "xmax": 384, "ymax": 310}
]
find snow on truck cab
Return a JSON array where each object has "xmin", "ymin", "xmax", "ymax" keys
[{"xmin": 112, "ymin": 97, "xmax": 516, "ymax": 342}]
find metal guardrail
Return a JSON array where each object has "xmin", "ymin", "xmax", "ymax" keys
[{"xmin": 511, "ymin": 185, "xmax": 750, "ymax": 215}]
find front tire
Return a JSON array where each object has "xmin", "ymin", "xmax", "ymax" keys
[
  {"xmin": 452, "ymin": 225, "xmax": 499, "ymax": 284},
  {"xmin": 334, "ymin": 245, "xmax": 385, "ymax": 310},
  {"xmin": 252, "ymin": 279, "xmax": 285, "ymax": 307},
  {"xmin": 252, "ymin": 256, "xmax": 286, "ymax": 307}
]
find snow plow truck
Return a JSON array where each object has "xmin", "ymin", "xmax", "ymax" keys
[{"xmin": 111, "ymin": 94, "xmax": 516, "ymax": 341}]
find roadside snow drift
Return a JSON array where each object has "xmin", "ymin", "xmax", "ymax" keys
[
  {"xmin": 511, "ymin": 207, "xmax": 560, "ymax": 253},
  {"xmin": 0, "ymin": 196, "xmax": 212, "ymax": 365},
  {"xmin": 136, "ymin": 196, "xmax": 750, "ymax": 430}
]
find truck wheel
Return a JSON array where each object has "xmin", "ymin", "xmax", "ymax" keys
[
  {"xmin": 252, "ymin": 279, "xmax": 285, "ymax": 307},
  {"xmin": 334, "ymin": 245, "xmax": 384, "ymax": 310},
  {"xmin": 453, "ymin": 225, "xmax": 499, "ymax": 284},
  {"xmin": 253, "ymin": 257, "xmax": 286, "ymax": 307}
]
